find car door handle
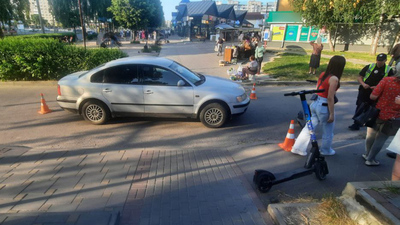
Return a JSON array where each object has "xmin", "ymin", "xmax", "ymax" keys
[
  {"xmin": 145, "ymin": 90, "xmax": 153, "ymax": 94},
  {"xmin": 103, "ymin": 88, "xmax": 112, "ymax": 93}
]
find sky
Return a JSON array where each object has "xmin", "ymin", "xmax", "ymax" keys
[{"xmin": 160, "ymin": 0, "xmax": 250, "ymax": 21}]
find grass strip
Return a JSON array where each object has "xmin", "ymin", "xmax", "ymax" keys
[{"xmin": 262, "ymin": 53, "xmax": 363, "ymax": 81}]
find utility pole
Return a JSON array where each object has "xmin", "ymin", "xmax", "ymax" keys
[
  {"xmin": 36, "ymin": 0, "xmax": 45, "ymax": 34},
  {"xmin": 78, "ymin": 0, "xmax": 86, "ymax": 49}
]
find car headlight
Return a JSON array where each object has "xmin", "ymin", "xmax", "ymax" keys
[{"xmin": 236, "ymin": 93, "xmax": 247, "ymax": 102}]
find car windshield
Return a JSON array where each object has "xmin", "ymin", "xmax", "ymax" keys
[{"xmin": 169, "ymin": 62, "xmax": 203, "ymax": 85}]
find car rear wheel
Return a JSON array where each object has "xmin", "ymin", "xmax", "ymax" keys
[
  {"xmin": 200, "ymin": 103, "xmax": 227, "ymax": 128},
  {"xmin": 82, "ymin": 100, "xmax": 110, "ymax": 125}
]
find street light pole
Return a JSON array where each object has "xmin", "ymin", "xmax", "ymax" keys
[
  {"xmin": 35, "ymin": 0, "xmax": 45, "ymax": 34},
  {"xmin": 78, "ymin": 0, "xmax": 86, "ymax": 49}
]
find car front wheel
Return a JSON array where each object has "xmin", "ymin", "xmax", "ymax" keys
[
  {"xmin": 82, "ymin": 100, "xmax": 110, "ymax": 125},
  {"xmin": 200, "ymin": 103, "xmax": 228, "ymax": 128}
]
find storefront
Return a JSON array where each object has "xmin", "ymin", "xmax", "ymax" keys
[{"xmin": 266, "ymin": 11, "xmax": 329, "ymax": 43}]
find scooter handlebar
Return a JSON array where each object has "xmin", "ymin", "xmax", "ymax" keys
[{"xmin": 284, "ymin": 89, "xmax": 325, "ymax": 96}]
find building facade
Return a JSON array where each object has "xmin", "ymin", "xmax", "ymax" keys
[{"xmin": 29, "ymin": 0, "xmax": 53, "ymax": 26}]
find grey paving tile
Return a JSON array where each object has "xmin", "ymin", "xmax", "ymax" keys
[{"xmin": 75, "ymin": 212, "xmax": 111, "ymax": 225}]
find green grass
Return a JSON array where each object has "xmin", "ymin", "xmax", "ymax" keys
[
  {"xmin": 262, "ymin": 53, "xmax": 363, "ymax": 81},
  {"xmin": 306, "ymin": 49, "xmax": 377, "ymax": 62}
]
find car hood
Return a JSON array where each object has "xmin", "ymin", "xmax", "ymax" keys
[
  {"xmin": 59, "ymin": 71, "xmax": 88, "ymax": 83},
  {"xmin": 201, "ymin": 75, "xmax": 245, "ymax": 93}
]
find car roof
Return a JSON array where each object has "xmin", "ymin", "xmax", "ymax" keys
[{"xmin": 104, "ymin": 56, "xmax": 174, "ymax": 68}]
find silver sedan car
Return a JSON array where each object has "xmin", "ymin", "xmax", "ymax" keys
[{"xmin": 57, "ymin": 56, "xmax": 250, "ymax": 128}]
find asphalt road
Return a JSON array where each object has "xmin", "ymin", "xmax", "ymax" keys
[{"xmin": 0, "ymin": 84, "xmax": 363, "ymax": 151}]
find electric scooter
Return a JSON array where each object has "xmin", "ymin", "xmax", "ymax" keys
[{"xmin": 253, "ymin": 89, "xmax": 329, "ymax": 193}]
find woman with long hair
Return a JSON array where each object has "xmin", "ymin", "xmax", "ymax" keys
[
  {"xmin": 363, "ymin": 63, "xmax": 400, "ymax": 166},
  {"xmin": 291, "ymin": 55, "xmax": 346, "ymax": 156}
]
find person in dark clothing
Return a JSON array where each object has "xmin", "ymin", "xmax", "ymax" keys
[
  {"xmin": 348, "ymin": 53, "xmax": 395, "ymax": 130},
  {"xmin": 309, "ymin": 38, "xmax": 323, "ymax": 75}
]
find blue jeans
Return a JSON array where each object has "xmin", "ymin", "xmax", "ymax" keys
[
  {"xmin": 292, "ymin": 96, "xmax": 335, "ymax": 154},
  {"xmin": 365, "ymin": 119, "xmax": 390, "ymax": 161}
]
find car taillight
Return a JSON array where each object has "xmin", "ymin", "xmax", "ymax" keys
[{"xmin": 57, "ymin": 85, "xmax": 61, "ymax": 96}]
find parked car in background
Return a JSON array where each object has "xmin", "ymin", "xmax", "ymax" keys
[{"xmin": 57, "ymin": 56, "xmax": 250, "ymax": 128}]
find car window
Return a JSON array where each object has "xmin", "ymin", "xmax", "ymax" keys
[
  {"xmin": 169, "ymin": 62, "xmax": 201, "ymax": 84},
  {"xmin": 140, "ymin": 65, "xmax": 182, "ymax": 86},
  {"xmin": 90, "ymin": 70, "xmax": 104, "ymax": 83},
  {"xmin": 103, "ymin": 65, "xmax": 139, "ymax": 84}
]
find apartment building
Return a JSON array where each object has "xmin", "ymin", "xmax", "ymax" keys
[{"xmin": 29, "ymin": 0, "xmax": 53, "ymax": 25}]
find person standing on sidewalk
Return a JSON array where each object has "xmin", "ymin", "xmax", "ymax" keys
[
  {"xmin": 291, "ymin": 56, "xmax": 346, "ymax": 156},
  {"xmin": 348, "ymin": 53, "xmax": 394, "ymax": 130},
  {"xmin": 389, "ymin": 42, "xmax": 400, "ymax": 67},
  {"xmin": 216, "ymin": 37, "xmax": 224, "ymax": 56},
  {"xmin": 363, "ymin": 63, "xmax": 400, "ymax": 166},
  {"xmin": 254, "ymin": 43, "xmax": 265, "ymax": 75},
  {"xmin": 308, "ymin": 38, "xmax": 323, "ymax": 75}
]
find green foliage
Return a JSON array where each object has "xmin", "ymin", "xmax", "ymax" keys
[
  {"xmin": 48, "ymin": 0, "xmax": 80, "ymax": 28},
  {"xmin": 108, "ymin": 0, "xmax": 164, "ymax": 31},
  {"xmin": 0, "ymin": 38, "xmax": 127, "ymax": 81},
  {"xmin": 0, "ymin": 0, "xmax": 30, "ymax": 38},
  {"xmin": 5, "ymin": 32, "xmax": 77, "ymax": 43}
]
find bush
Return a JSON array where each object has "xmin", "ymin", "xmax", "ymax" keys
[
  {"xmin": 0, "ymin": 38, "xmax": 127, "ymax": 81},
  {"xmin": 6, "ymin": 32, "xmax": 77, "ymax": 43}
]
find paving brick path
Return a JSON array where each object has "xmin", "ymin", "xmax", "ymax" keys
[
  {"xmin": 0, "ymin": 147, "xmax": 268, "ymax": 225},
  {"xmin": 121, "ymin": 150, "xmax": 266, "ymax": 225}
]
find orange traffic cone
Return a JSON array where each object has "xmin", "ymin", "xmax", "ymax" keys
[
  {"xmin": 38, "ymin": 93, "xmax": 52, "ymax": 114},
  {"xmin": 250, "ymin": 83, "xmax": 257, "ymax": 100},
  {"xmin": 278, "ymin": 120, "xmax": 295, "ymax": 152}
]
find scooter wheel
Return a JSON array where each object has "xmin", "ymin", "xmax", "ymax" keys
[
  {"xmin": 314, "ymin": 161, "xmax": 328, "ymax": 180},
  {"xmin": 257, "ymin": 174, "xmax": 273, "ymax": 193}
]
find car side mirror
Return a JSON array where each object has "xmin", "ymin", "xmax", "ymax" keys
[{"xmin": 177, "ymin": 80, "xmax": 186, "ymax": 87}]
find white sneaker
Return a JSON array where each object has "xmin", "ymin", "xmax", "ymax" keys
[
  {"xmin": 291, "ymin": 148, "xmax": 307, "ymax": 156},
  {"xmin": 321, "ymin": 149, "xmax": 336, "ymax": 156},
  {"xmin": 365, "ymin": 160, "xmax": 380, "ymax": 166},
  {"xmin": 362, "ymin": 154, "xmax": 368, "ymax": 161}
]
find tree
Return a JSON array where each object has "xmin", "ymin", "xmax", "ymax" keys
[
  {"xmin": 48, "ymin": 0, "xmax": 80, "ymax": 29},
  {"xmin": 359, "ymin": 0, "xmax": 400, "ymax": 55},
  {"xmin": 108, "ymin": 0, "xmax": 164, "ymax": 40},
  {"xmin": 290, "ymin": 0, "xmax": 362, "ymax": 51},
  {"xmin": 290, "ymin": 0, "xmax": 400, "ymax": 54},
  {"xmin": 0, "ymin": 0, "xmax": 30, "ymax": 38}
]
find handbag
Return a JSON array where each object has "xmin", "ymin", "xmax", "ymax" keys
[
  {"xmin": 214, "ymin": 45, "xmax": 218, "ymax": 52},
  {"xmin": 387, "ymin": 129, "xmax": 400, "ymax": 154},
  {"xmin": 352, "ymin": 102, "xmax": 380, "ymax": 127},
  {"xmin": 381, "ymin": 118, "xmax": 400, "ymax": 136}
]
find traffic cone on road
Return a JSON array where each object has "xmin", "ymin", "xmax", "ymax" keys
[
  {"xmin": 250, "ymin": 83, "xmax": 257, "ymax": 100},
  {"xmin": 38, "ymin": 93, "xmax": 52, "ymax": 114},
  {"xmin": 278, "ymin": 120, "xmax": 295, "ymax": 152}
]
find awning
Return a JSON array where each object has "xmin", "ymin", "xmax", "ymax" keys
[{"xmin": 215, "ymin": 23, "xmax": 235, "ymax": 30}]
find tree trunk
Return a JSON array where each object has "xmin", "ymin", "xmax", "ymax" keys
[
  {"xmin": 371, "ymin": 14, "xmax": 384, "ymax": 55},
  {"xmin": 327, "ymin": 30, "xmax": 334, "ymax": 52}
]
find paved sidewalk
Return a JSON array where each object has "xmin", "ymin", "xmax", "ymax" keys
[{"xmin": 0, "ymin": 146, "xmax": 271, "ymax": 225}]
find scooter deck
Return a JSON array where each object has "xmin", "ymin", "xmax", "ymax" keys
[{"xmin": 271, "ymin": 167, "xmax": 314, "ymax": 186}]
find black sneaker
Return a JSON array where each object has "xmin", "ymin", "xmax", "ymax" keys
[
  {"xmin": 387, "ymin": 152, "xmax": 397, "ymax": 159},
  {"xmin": 348, "ymin": 124, "xmax": 360, "ymax": 130}
]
